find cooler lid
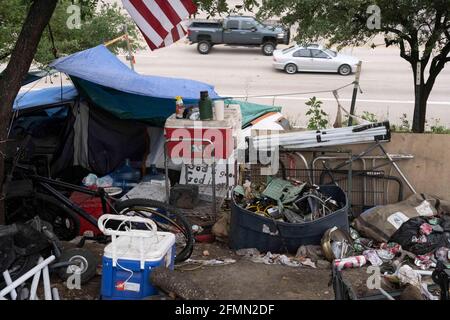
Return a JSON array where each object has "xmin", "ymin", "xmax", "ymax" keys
[{"xmin": 103, "ymin": 232, "xmax": 175, "ymax": 262}]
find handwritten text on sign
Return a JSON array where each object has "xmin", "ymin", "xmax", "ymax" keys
[{"xmin": 180, "ymin": 164, "xmax": 235, "ymax": 185}]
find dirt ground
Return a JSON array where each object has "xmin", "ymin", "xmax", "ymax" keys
[{"xmin": 51, "ymin": 240, "xmax": 335, "ymax": 300}]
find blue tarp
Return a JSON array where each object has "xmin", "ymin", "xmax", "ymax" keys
[
  {"xmin": 50, "ymin": 45, "xmax": 220, "ymax": 100},
  {"xmin": 13, "ymin": 85, "xmax": 78, "ymax": 111}
]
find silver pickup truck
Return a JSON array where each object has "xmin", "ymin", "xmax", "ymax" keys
[{"xmin": 187, "ymin": 16, "xmax": 290, "ymax": 56}]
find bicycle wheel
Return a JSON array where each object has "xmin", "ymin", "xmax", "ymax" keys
[{"xmin": 114, "ymin": 199, "xmax": 194, "ymax": 263}]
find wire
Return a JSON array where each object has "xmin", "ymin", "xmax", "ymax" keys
[
  {"xmin": 116, "ymin": 260, "xmax": 135, "ymax": 287},
  {"xmin": 230, "ymin": 81, "xmax": 356, "ymax": 99}
]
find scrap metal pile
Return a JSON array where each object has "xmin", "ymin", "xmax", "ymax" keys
[{"xmin": 233, "ymin": 178, "xmax": 344, "ymax": 223}]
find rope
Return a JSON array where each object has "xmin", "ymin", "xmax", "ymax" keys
[
  {"xmin": 231, "ymin": 81, "xmax": 355, "ymax": 99},
  {"xmin": 332, "ymin": 90, "xmax": 370, "ymax": 123},
  {"xmin": 48, "ymin": 24, "xmax": 58, "ymax": 59}
]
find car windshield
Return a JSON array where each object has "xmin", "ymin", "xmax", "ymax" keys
[
  {"xmin": 254, "ymin": 19, "xmax": 266, "ymax": 28},
  {"xmin": 324, "ymin": 49, "xmax": 337, "ymax": 57},
  {"xmin": 282, "ymin": 46, "xmax": 297, "ymax": 54}
]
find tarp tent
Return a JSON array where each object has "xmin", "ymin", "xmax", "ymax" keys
[
  {"xmin": 50, "ymin": 45, "xmax": 221, "ymax": 126},
  {"xmin": 14, "ymin": 86, "xmax": 78, "ymax": 111},
  {"xmin": 12, "ymin": 46, "xmax": 286, "ymax": 180}
]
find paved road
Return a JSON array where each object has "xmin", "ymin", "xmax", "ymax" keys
[
  {"xmin": 121, "ymin": 41, "xmax": 450, "ymax": 128},
  {"xmin": 25, "ymin": 0, "xmax": 450, "ymax": 128}
]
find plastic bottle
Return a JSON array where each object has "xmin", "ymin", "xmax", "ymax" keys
[
  {"xmin": 175, "ymin": 96, "xmax": 185, "ymax": 119},
  {"xmin": 199, "ymin": 91, "xmax": 213, "ymax": 120},
  {"xmin": 214, "ymin": 100, "xmax": 225, "ymax": 121}
]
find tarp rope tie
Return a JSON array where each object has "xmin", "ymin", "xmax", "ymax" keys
[{"xmin": 235, "ymin": 81, "xmax": 355, "ymax": 99}]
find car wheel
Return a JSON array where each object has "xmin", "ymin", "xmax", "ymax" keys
[
  {"xmin": 338, "ymin": 64, "xmax": 352, "ymax": 76},
  {"xmin": 285, "ymin": 63, "xmax": 298, "ymax": 74},
  {"xmin": 197, "ymin": 41, "xmax": 212, "ymax": 54},
  {"xmin": 262, "ymin": 42, "xmax": 276, "ymax": 56}
]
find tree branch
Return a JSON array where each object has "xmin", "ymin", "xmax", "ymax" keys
[{"xmin": 398, "ymin": 38, "xmax": 412, "ymax": 63}]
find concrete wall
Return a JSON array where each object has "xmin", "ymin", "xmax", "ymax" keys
[
  {"xmin": 320, "ymin": 133, "xmax": 450, "ymax": 202},
  {"xmin": 368, "ymin": 133, "xmax": 450, "ymax": 200},
  {"xmin": 279, "ymin": 133, "xmax": 450, "ymax": 207}
]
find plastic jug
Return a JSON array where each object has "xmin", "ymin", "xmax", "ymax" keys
[{"xmin": 112, "ymin": 159, "xmax": 140, "ymax": 191}]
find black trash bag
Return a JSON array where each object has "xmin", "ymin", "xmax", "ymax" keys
[
  {"xmin": 390, "ymin": 216, "xmax": 450, "ymax": 256},
  {"xmin": 0, "ymin": 218, "xmax": 51, "ymax": 273},
  {"xmin": 13, "ymin": 223, "xmax": 51, "ymax": 257},
  {"xmin": 441, "ymin": 216, "xmax": 450, "ymax": 232},
  {"xmin": 0, "ymin": 236, "xmax": 16, "ymax": 274}
]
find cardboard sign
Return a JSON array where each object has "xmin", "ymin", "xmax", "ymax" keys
[{"xmin": 180, "ymin": 163, "xmax": 235, "ymax": 186}]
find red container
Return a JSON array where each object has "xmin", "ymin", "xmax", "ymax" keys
[
  {"xmin": 165, "ymin": 117, "xmax": 234, "ymax": 161},
  {"xmin": 69, "ymin": 192, "xmax": 109, "ymax": 236}
]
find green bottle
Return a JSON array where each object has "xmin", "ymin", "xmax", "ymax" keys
[{"xmin": 199, "ymin": 91, "xmax": 213, "ymax": 120}]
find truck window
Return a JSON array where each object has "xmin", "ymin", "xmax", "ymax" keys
[
  {"xmin": 226, "ymin": 19, "xmax": 239, "ymax": 30},
  {"xmin": 241, "ymin": 20, "xmax": 256, "ymax": 30},
  {"xmin": 293, "ymin": 49, "xmax": 311, "ymax": 57}
]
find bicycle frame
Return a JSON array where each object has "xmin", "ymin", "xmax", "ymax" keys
[{"xmin": 29, "ymin": 174, "xmax": 116, "ymax": 228}]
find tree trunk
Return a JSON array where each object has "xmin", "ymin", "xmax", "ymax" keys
[
  {"xmin": 412, "ymin": 87, "xmax": 430, "ymax": 133},
  {"xmin": 0, "ymin": 0, "xmax": 58, "ymax": 224},
  {"xmin": 411, "ymin": 60, "xmax": 430, "ymax": 133},
  {"xmin": 150, "ymin": 267, "xmax": 215, "ymax": 300}
]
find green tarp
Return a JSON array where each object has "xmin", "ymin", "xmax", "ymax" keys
[
  {"xmin": 72, "ymin": 76, "xmax": 199, "ymax": 127},
  {"xmin": 71, "ymin": 80, "xmax": 282, "ymax": 128},
  {"xmin": 224, "ymin": 99, "xmax": 282, "ymax": 128}
]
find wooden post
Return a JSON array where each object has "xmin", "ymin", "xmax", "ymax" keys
[
  {"xmin": 347, "ymin": 61, "xmax": 362, "ymax": 126},
  {"xmin": 124, "ymin": 24, "xmax": 135, "ymax": 71}
]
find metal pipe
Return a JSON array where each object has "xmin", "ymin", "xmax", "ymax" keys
[
  {"xmin": 52, "ymin": 288, "xmax": 61, "ymax": 300},
  {"xmin": 254, "ymin": 129, "xmax": 388, "ymax": 146},
  {"xmin": 164, "ymin": 141, "xmax": 170, "ymax": 204},
  {"xmin": 29, "ymin": 257, "xmax": 44, "ymax": 300},
  {"xmin": 378, "ymin": 143, "xmax": 417, "ymax": 194},
  {"xmin": 0, "ymin": 255, "xmax": 55, "ymax": 298},
  {"xmin": 379, "ymin": 288, "xmax": 395, "ymax": 301},
  {"xmin": 2, "ymin": 271, "xmax": 17, "ymax": 300},
  {"xmin": 42, "ymin": 265, "xmax": 52, "ymax": 300}
]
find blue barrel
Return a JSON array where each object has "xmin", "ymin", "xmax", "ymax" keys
[{"xmin": 229, "ymin": 185, "xmax": 349, "ymax": 253}]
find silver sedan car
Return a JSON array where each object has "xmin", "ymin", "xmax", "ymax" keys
[{"xmin": 273, "ymin": 45, "xmax": 360, "ymax": 76}]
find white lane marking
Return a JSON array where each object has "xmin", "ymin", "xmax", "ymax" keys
[{"xmin": 223, "ymin": 95, "xmax": 450, "ymax": 106}]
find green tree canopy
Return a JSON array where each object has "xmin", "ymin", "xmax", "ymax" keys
[
  {"xmin": 0, "ymin": 0, "xmax": 141, "ymax": 66},
  {"xmin": 255, "ymin": 0, "xmax": 450, "ymax": 133}
]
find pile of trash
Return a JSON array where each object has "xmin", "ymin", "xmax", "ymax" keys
[
  {"xmin": 316, "ymin": 194, "xmax": 450, "ymax": 300},
  {"xmin": 236, "ymin": 248, "xmax": 319, "ymax": 269},
  {"xmin": 233, "ymin": 178, "xmax": 344, "ymax": 224}
]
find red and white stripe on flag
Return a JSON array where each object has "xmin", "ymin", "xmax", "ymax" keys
[{"xmin": 122, "ymin": 0, "xmax": 197, "ymax": 50}]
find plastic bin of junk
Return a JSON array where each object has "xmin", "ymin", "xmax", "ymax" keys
[{"xmin": 230, "ymin": 178, "xmax": 349, "ymax": 253}]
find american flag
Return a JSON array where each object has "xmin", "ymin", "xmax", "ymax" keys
[{"xmin": 122, "ymin": 0, "xmax": 197, "ymax": 50}]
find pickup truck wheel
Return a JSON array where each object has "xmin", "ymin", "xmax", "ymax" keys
[
  {"xmin": 262, "ymin": 42, "xmax": 276, "ymax": 56},
  {"xmin": 197, "ymin": 41, "xmax": 212, "ymax": 54},
  {"xmin": 285, "ymin": 63, "xmax": 298, "ymax": 74}
]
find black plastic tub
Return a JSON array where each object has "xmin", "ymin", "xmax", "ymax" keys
[{"xmin": 229, "ymin": 185, "xmax": 349, "ymax": 253}]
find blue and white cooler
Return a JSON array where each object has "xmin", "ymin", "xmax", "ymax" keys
[{"xmin": 98, "ymin": 214, "xmax": 175, "ymax": 300}]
